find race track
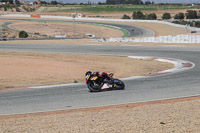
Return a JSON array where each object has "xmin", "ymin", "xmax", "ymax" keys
[
  {"xmin": 0, "ymin": 44, "xmax": 200, "ymax": 115},
  {"xmin": 1, "ymin": 18, "xmax": 155, "ymax": 38}
]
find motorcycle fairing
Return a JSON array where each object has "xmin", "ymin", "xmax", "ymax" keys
[
  {"xmin": 101, "ymin": 83, "xmax": 113, "ymax": 90},
  {"xmin": 91, "ymin": 76, "xmax": 98, "ymax": 81}
]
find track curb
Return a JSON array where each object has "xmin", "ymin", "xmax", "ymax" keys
[{"xmin": 121, "ymin": 56, "xmax": 195, "ymax": 80}]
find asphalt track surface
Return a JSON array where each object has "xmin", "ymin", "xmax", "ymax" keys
[{"xmin": 0, "ymin": 43, "xmax": 200, "ymax": 115}]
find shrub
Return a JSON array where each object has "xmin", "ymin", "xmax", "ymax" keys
[
  {"xmin": 132, "ymin": 11, "xmax": 146, "ymax": 19},
  {"xmin": 29, "ymin": 8, "xmax": 36, "ymax": 12},
  {"xmin": 172, "ymin": 20, "xmax": 188, "ymax": 25},
  {"xmin": 160, "ymin": 122, "xmax": 166, "ymax": 125},
  {"xmin": 194, "ymin": 21, "xmax": 200, "ymax": 28},
  {"xmin": 16, "ymin": 7, "xmax": 20, "ymax": 12},
  {"xmin": 185, "ymin": 10, "xmax": 198, "ymax": 19},
  {"xmin": 146, "ymin": 13, "xmax": 157, "ymax": 20},
  {"xmin": 172, "ymin": 20, "xmax": 200, "ymax": 28},
  {"xmin": 162, "ymin": 13, "xmax": 171, "ymax": 20},
  {"xmin": 122, "ymin": 14, "xmax": 130, "ymax": 19},
  {"xmin": 22, "ymin": 6, "xmax": 29, "ymax": 12},
  {"xmin": 73, "ymin": 80, "xmax": 78, "ymax": 83},
  {"xmin": 199, "ymin": 11, "xmax": 200, "ymax": 19},
  {"xmin": 174, "ymin": 13, "xmax": 185, "ymax": 19},
  {"xmin": 4, "ymin": 6, "xmax": 7, "ymax": 11},
  {"xmin": 19, "ymin": 31, "xmax": 28, "ymax": 38}
]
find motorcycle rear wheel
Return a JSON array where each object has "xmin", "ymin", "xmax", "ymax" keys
[{"xmin": 114, "ymin": 79, "xmax": 125, "ymax": 90}]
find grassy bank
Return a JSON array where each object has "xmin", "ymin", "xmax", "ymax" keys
[{"xmin": 40, "ymin": 4, "xmax": 197, "ymax": 13}]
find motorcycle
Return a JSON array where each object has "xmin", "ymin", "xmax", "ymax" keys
[{"xmin": 85, "ymin": 71, "xmax": 125, "ymax": 92}]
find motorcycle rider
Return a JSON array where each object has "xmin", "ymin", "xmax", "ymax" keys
[
  {"xmin": 85, "ymin": 71, "xmax": 113, "ymax": 84},
  {"xmin": 85, "ymin": 71, "xmax": 125, "ymax": 92},
  {"xmin": 85, "ymin": 71, "xmax": 92, "ymax": 77},
  {"xmin": 101, "ymin": 72, "xmax": 113, "ymax": 83},
  {"xmin": 97, "ymin": 71, "xmax": 113, "ymax": 84}
]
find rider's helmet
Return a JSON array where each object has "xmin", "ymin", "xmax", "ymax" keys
[{"xmin": 85, "ymin": 71, "xmax": 92, "ymax": 76}]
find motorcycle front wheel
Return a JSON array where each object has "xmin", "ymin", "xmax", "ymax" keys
[{"xmin": 87, "ymin": 81, "xmax": 101, "ymax": 92}]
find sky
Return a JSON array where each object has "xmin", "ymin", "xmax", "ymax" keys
[{"xmin": 25, "ymin": 0, "xmax": 200, "ymax": 4}]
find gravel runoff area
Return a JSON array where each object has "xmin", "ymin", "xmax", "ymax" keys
[
  {"xmin": 0, "ymin": 96, "xmax": 200, "ymax": 132},
  {"xmin": 0, "ymin": 52, "xmax": 173, "ymax": 90}
]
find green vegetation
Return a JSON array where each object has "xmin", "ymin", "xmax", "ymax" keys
[
  {"xmin": 162, "ymin": 13, "xmax": 171, "ymax": 20},
  {"xmin": 174, "ymin": 12, "xmax": 185, "ymax": 19},
  {"xmin": 73, "ymin": 80, "xmax": 78, "ymax": 83},
  {"xmin": 0, "ymin": 2, "xmax": 37, "ymax": 12},
  {"xmin": 173, "ymin": 10, "xmax": 200, "ymax": 20},
  {"xmin": 146, "ymin": 13, "xmax": 157, "ymax": 20},
  {"xmin": 106, "ymin": 0, "xmax": 143, "ymax": 5},
  {"xmin": 4, "ymin": 6, "xmax": 7, "ymax": 11},
  {"xmin": 132, "ymin": 11, "xmax": 157, "ymax": 20},
  {"xmin": 19, "ymin": 31, "xmax": 28, "ymax": 38},
  {"xmin": 16, "ymin": 7, "xmax": 20, "ymax": 12},
  {"xmin": 185, "ymin": 10, "xmax": 198, "ymax": 19},
  {"xmin": 122, "ymin": 14, "xmax": 131, "ymax": 19},
  {"xmin": 132, "ymin": 11, "xmax": 146, "ymax": 19},
  {"xmin": 22, "ymin": 6, "xmax": 36, "ymax": 12},
  {"xmin": 160, "ymin": 122, "xmax": 166, "ymax": 125},
  {"xmin": 172, "ymin": 20, "xmax": 200, "ymax": 28},
  {"xmin": 0, "ymin": 4, "xmax": 19, "ymax": 11},
  {"xmin": 49, "ymin": 6, "xmax": 156, "ymax": 12},
  {"xmin": 41, "ymin": 4, "xmax": 197, "ymax": 13}
]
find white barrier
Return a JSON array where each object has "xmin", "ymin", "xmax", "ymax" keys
[
  {"xmin": 93, "ymin": 35, "xmax": 200, "ymax": 43},
  {"xmin": 41, "ymin": 15, "xmax": 71, "ymax": 19},
  {"xmin": 1, "ymin": 14, "xmax": 31, "ymax": 17}
]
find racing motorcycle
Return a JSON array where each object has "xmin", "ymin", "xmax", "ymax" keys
[{"xmin": 85, "ymin": 71, "xmax": 125, "ymax": 92}]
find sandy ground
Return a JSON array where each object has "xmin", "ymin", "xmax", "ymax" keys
[
  {"xmin": 0, "ymin": 96, "xmax": 200, "ymax": 132},
  {"xmin": 1, "ymin": 19, "xmax": 123, "ymax": 38},
  {"xmin": 9, "ymin": 21, "xmax": 123, "ymax": 38},
  {"xmin": 0, "ymin": 52, "xmax": 172, "ymax": 90}
]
